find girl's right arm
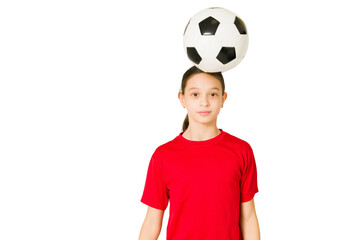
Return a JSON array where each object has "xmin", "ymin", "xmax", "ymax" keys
[{"xmin": 139, "ymin": 206, "xmax": 165, "ymax": 240}]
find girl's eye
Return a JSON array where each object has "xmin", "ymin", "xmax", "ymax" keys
[{"xmin": 191, "ymin": 93, "xmax": 218, "ymax": 97}]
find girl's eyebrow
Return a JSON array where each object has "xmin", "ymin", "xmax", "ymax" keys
[{"xmin": 188, "ymin": 87, "xmax": 220, "ymax": 91}]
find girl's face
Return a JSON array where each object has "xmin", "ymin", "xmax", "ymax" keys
[{"xmin": 178, "ymin": 73, "xmax": 227, "ymax": 126}]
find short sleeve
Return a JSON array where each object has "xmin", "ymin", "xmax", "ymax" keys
[
  {"xmin": 140, "ymin": 148, "xmax": 169, "ymax": 210},
  {"xmin": 240, "ymin": 144, "xmax": 259, "ymax": 202}
]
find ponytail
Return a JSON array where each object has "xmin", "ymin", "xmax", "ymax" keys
[{"xmin": 182, "ymin": 113, "xmax": 189, "ymax": 132}]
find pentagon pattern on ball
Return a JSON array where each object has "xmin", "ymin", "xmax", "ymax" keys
[
  {"xmin": 198, "ymin": 16, "xmax": 220, "ymax": 35},
  {"xmin": 234, "ymin": 16, "xmax": 247, "ymax": 34},
  {"xmin": 187, "ymin": 47, "xmax": 202, "ymax": 64},
  {"xmin": 216, "ymin": 47, "xmax": 236, "ymax": 64}
]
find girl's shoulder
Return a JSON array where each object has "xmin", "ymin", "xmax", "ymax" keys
[
  {"xmin": 222, "ymin": 130, "xmax": 252, "ymax": 148},
  {"xmin": 151, "ymin": 133, "xmax": 181, "ymax": 153}
]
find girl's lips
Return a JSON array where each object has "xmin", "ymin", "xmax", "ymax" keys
[{"xmin": 198, "ymin": 111, "xmax": 210, "ymax": 116}]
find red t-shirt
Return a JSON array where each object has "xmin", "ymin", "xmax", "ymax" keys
[{"xmin": 140, "ymin": 128, "xmax": 259, "ymax": 240}]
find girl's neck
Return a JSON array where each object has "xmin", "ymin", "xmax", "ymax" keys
[{"xmin": 181, "ymin": 127, "xmax": 221, "ymax": 141}]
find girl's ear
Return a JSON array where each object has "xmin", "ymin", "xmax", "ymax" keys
[
  {"xmin": 222, "ymin": 92, "xmax": 228, "ymax": 106},
  {"xmin": 178, "ymin": 92, "xmax": 185, "ymax": 108}
]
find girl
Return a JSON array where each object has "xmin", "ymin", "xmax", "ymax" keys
[{"xmin": 139, "ymin": 66, "xmax": 260, "ymax": 240}]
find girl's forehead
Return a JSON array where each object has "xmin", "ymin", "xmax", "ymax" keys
[{"xmin": 186, "ymin": 73, "xmax": 221, "ymax": 87}]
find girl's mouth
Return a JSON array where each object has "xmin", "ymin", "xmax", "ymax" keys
[{"xmin": 198, "ymin": 111, "xmax": 210, "ymax": 116}]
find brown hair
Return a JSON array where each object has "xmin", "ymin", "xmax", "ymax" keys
[{"xmin": 179, "ymin": 66, "xmax": 225, "ymax": 132}]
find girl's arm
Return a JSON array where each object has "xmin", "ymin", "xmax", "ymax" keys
[
  {"xmin": 240, "ymin": 198, "xmax": 260, "ymax": 240},
  {"xmin": 139, "ymin": 206, "xmax": 165, "ymax": 240}
]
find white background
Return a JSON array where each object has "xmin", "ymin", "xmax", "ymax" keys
[{"xmin": 1, "ymin": 0, "xmax": 359, "ymax": 239}]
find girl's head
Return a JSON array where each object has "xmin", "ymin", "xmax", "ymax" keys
[{"xmin": 178, "ymin": 66, "xmax": 227, "ymax": 132}]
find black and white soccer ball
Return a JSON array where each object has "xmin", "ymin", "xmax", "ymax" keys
[{"xmin": 183, "ymin": 7, "xmax": 249, "ymax": 73}]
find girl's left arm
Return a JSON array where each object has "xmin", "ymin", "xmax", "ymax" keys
[{"xmin": 240, "ymin": 198, "xmax": 260, "ymax": 240}]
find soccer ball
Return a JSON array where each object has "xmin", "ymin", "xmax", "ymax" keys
[{"xmin": 183, "ymin": 7, "xmax": 249, "ymax": 73}]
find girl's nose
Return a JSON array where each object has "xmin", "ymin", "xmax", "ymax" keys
[{"xmin": 200, "ymin": 96, "xmax": 210, "ymax": 107}]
